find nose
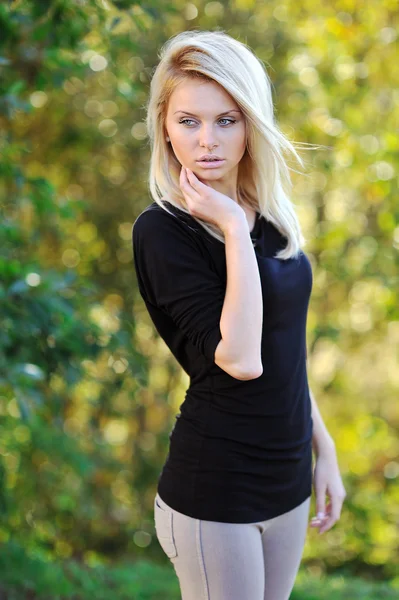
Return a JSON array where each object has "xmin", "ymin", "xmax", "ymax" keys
[{"xmin": 199, "ymin": 125, "xmax": 219, "ymax": 150}]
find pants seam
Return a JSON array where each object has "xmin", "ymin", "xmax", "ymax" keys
[{"xmin": 196, "ymin": 519, "xmax": 210, "ymax": 600}]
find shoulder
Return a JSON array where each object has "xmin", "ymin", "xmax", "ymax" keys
[
  {"xmin": 133, "ymin": 201, "xmax": 175, "ymax": 231},
  {"xmin": 132, "ymin": 201, "xmax": 210, "ymax": 269},
  {"xmin": 132, "ymin": 201, "xmax": 203, "ymax": 246}
]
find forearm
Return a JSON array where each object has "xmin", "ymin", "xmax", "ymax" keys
[
  {"xmin": 215, "ymin": 215, "xmax": 263, "ymax": 379},
  {"xmin": 309, "ymin": 386, "xmax": 335, "ymax": 456}
]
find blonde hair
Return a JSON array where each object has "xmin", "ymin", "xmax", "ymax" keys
[{"xmin": 145, "ymin": 29, "xmax": 319, "ymax": 260}]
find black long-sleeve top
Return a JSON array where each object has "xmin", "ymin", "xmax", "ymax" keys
[{"xmin": 132, "ymin": 200, "xmax": 314, "ymax": 523}]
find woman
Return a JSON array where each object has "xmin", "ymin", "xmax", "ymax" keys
[{"xmin": 132, "ymin": 30, "xmax": 346, "ymax": 600}]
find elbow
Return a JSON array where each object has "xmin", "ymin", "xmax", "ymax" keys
[
  {"xmin": 229, "ymin": 362, "xmax": 263, "ymax": 381},
  {"xmin": 214, "ymin": 341, "xmax": 263, "ymax": 380}
]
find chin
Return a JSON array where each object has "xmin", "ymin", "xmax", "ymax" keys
[{"xmin": 193, "ymin": 172, "xmax": 224, "ymax": 182}]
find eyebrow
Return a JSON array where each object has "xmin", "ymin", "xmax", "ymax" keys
[{"xmin": 173, "ymin": 109, "xmax": 241, "ymax": 117}]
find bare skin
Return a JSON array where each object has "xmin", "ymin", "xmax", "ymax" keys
[{"xmin": 164, "ymin": 77, "xmax": 257, "ymax": 231}]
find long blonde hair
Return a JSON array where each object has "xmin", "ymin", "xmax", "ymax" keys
[{"xmin": 145, "ymin": 29, "xmax": 318, "ymax": 260}]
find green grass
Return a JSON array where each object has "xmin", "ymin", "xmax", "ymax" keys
[{"xmin": 0, "ymin": 540, "xmax": 397, "ymax": 599}]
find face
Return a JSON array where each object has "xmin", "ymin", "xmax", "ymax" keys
[{"xmin": 164, "ymin": 78, "xmax": 246, "ymax": 191}]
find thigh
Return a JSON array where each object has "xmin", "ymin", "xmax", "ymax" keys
[
  {"xmin": 154, "ymin": 493, "xmax": 265, "ymax": 600},
  {"xmin": 261, "ymin": 496, "xmax": 311, "ymax": 600}
]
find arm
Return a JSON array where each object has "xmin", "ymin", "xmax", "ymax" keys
[
  {"xmin": 132, "ymin": 208, "xmax": 262, "ymax": 380},
  {"xmin": 309, "ymin": 385, "xmax": 336, "ymax": 456},
  {"xmin": 215, "ymin": 215, "xmax": 263, "ymax": 380},
  {"xmin": 308, "ymin": 379, "xmax": 347, "ymax": 535}
]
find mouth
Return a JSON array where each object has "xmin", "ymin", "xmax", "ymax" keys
[{"xmin": 196, "ymin": 159, "xmax": 226, "ymax": 168}]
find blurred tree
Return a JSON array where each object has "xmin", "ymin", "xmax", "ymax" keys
[{"xmin": 0, "ymin": 0, "xmax": 397, "ymax": 583}]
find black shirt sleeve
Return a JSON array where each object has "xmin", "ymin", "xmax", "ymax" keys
[{"xmin": 132, "ymin": 207, "xmax": 224, "ymax": 362}]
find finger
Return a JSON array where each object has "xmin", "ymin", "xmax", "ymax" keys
[
  {"xmin": 179, "ymin": 167, "xmax": 189, "ymax": 192},
  {"xmin": 319, "ymin": 497, "xmax": 341, "ymax": 534},
  {"xmin": 186, "ymin": 168, "xmax": 206, "ymax": 191},
  {"xmin": 181, "ymin": 167, "xmax": 201, "ymax": 198},
  {"xmin": 180, "ymin": 167, "xmax": 194, "ymax": 194},
  {"xmin": 310, "ymin": 484, "xmax": 329, "ymax": 530},
  {"xmin": 179, "ymin": 168, "xmax": 196, "ymax": 209},
  {"xmin": 310, "ymin": 510, "xmax": 329, "ymax": 527},
  {"xmin": 314, "ymin": 483, "xmax": 327, "ymax": 521},
  {"xmin": 310, "ymin": 517, "xmax": 329, "ymax": 529},
  {"xmin": 180, "ymin": 165, "xmax": 188, "ymax": 184},
  {"xmin": 186, "ymin": 168, "xmax": 198, "ymax": 187},
  {"xmin": 319, "ymin": 517, "xmax": 336, "ymax": 534},
  {"xmin": 317, "ymin": 500, "xmax": 333, "ymax": 533}
]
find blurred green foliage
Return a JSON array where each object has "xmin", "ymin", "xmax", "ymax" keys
[
  {"xmin": 0, "ymin": 0, "xmax": 398, "ymax": 596},
  {"xmin": 0, "ymin": 538, "xmax": 398, "ymax": 599}
]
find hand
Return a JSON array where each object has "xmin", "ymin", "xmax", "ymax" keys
[
  {"xmin": 310, "ymin": 447, "xmax": 347, "ymax": 534},
  {"xmin": 179, "ymin": 166, "xmax": 244, "ymax": 232}
]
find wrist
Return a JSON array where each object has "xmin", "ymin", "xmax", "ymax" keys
[
  {"xmin": 312, "ymin": 434, "xmax": 336, "ymax": 457},
  {"xmin": 221, "ymin": 210, "xmax": 248, "ymax": 237}
]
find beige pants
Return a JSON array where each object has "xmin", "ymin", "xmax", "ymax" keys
[{"xmin": 154, "ymin": 491, "xmax": 311, "ymax": 600}]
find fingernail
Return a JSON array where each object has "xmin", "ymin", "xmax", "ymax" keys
[{"xmin": 317, "ymin": 512, "xmax": 325, "ymax": 519}]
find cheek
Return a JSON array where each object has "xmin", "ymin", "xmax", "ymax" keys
[
  {"xmin": 229, "ymin": 124, "xmax": 247, "ymax": 152},
  {"xmin": 168, "ymin": 140, "xmax": 189, "ymax": 166},
  {"xmin": 165, "ymin": 128, "xmax": 186, "ymax": 160},
  {"xmin": 168, "ymin": 127, "xmax": 193, "ymax": 152}
]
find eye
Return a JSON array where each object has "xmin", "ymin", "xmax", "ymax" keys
[
  {"xmin": 219, "ymin": 118, "xmax": 236, "ymax": 126},
  {"xmin": 178, "ymin": 118, "xmax": 237, "ymax": 127},
  {"xmin": 179, "ymin": 118, "xmax": 196, "ymax": 127}
]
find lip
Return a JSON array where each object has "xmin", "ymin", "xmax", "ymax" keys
[
  {"xmin": 196, "ymin": 159, "xmax": 226, "ymax": 169},
  {"xmin": 197, "ymin": 154, "xmax": 224, "ymax": 161}
]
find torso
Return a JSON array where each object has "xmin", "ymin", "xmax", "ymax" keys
[{"xmin": 133, "ymin": 200, "xmax": 314, "ymax": 523}]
